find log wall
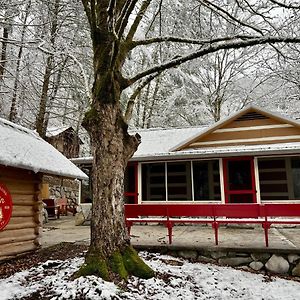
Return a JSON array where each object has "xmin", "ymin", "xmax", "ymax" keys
[{"xmin": 0, "ymin": 165, "xmax": 42, "ymax": 261}]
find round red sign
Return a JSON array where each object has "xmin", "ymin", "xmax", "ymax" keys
[{"xmin": 0, "ymin": 183, "xmax": 13, "ymax": 231}]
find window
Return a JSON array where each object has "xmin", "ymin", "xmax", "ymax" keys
[
  {"xmin": 142, "ymin": 163, "xmax": 166, "ymax": 201},
  {"xmin": 141, "ymin": 160, "xmax": 221, "ymax": 202},
  {"xmin": 292, "ymin": 158, "xmax": 300, "ymax": 199},
  {"xmin": 258, "ymin": 158, "xmax": 289, "ymax": 201},
  {"xmin": 167, "ymin": 162, "xmax": 192, "ymax": 201},
  {"xmin": 258, "ymin": 157, "xmax": 300, "ymax": 201},
  {"xmin": 193, "ymin": 160, "xmax": 221, "ymax": 201}
]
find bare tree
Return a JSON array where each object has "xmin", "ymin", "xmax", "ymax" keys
[
  {"xmin": 9, "ymin": 0, "xmax": 32, "ymax": 122},
  {"xmin": 77, "ymin": 0, "xmax": 300, "ymax": 280}
]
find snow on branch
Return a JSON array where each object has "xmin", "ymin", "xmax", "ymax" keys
[
  {"xmin": 128, "ymin": 36, "xmax": 300, "ymax": 85},
  {"xmin": 37, "ymin": 42, "xmax": 92, "ymax": 104},
  {"xmin": 116, "ymin": 0, "xmax": 139, "ymax": 38},
  {"xmin": 200, "ymin": 0, "xmax": 263, "ymax": 35},
  {"xmin": 124, "ymin": 72, "xmax": 160, "ymax": 123},
  {"xmin": 268, "ymin": 0, "xmax": 300, "ymax": 9},
  {"xmin": 130, "ymin": 35, "xmax": 259, "ymax": 48},
  {"xmin": 126, "ymin": 0, "xmax": 152, "ymax": 42}
]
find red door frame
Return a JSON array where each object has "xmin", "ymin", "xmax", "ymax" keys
[
  {"xmin": 124, "ymin": 162, "xmax": 139, "ymax": 204},
  {"xmin": 223, "ymin": 157, "xmax": 257, "ymax": 203}
]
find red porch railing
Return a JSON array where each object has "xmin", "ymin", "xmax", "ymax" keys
[{"xmin": 124, "ymin": 203, "xmax": 300, "ymax": 247}]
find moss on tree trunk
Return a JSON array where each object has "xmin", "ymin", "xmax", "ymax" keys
[{"xmin": 76, "ymin": 245, "xmax": 154, "ymax": 281}]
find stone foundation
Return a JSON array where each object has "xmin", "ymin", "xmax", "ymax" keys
[{"xmin": 137, "ymin": 246, "xmax": 300, "ymax": 278}]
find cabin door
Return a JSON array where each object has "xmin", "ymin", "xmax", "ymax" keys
[{"xmin": 223, "ymin": 157, "xmax": 256, "ymax": 203}]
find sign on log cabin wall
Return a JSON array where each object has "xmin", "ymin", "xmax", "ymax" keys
[{"xmin": 0, "ymin": 182, "xmax": 13, "ymax": 230}]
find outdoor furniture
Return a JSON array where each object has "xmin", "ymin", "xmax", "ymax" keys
[
  {"xmin": 125, "ymin": 203, "xmax": 300, "ymax": 247},
  {"xmin": 43, "ymin": 198, "xmax": 60, "ymax": 219},
  {"xmin": 56, "ymin": 198, "xmax": 68, "ymax": 216},
  {"xmin": 262, "ymin": 203, "xmax": 300, "ymax": 247},
  {"xmin": 67, "ymin": 199, "xmax": 78, "ymax": 216}
]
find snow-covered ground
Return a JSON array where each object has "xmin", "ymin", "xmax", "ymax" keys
[{"xmin": 1, "ymin": 252, "xmax": 300, "ymax": 300}]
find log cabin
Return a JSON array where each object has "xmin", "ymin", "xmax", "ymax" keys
[
  {"xmin": 0, "ymin": 118, "xmax": 87, "ymax": 261},
  {"xmin": 73, "ymin": 105, "xmax": 300, "ymax": 206},
  {"xmin": 46, "ymin": 126, "xmax": 82, "ymax": 158}
]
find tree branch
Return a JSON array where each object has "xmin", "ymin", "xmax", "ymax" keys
[
  {"xmin": 200, "ymin": 0, "xmax": 264, "ymax": 35},
  {"xmin": 268, "ymin": 0, "xmax": 300, "ymax": 9},
  {"xmin": 128, "ymin": 36, "xmax": 300, "ymax": 86},
  {"xmin": 124, "ymin": 72, "xmax": 160, "ymax": 123},
  {"xmin": 130, "ymin": 35, "xmax": 258, "ymax": 48},
  {"xmin": 81, "ymin": 0, "xmax": 95, "ymax": 31},
  {"xmin": 116, "ymin": 0, "xmax": 139, "ymax": 38},
  {"xmin": 126, "ymin": 0, "xmax": 152, "ymax": 42}
]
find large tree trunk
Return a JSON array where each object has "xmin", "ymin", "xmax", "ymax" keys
[
  {"xmin": 78, "ymin": 99, "xmax": 154, "ymax": 281},
  {"xmin": 78, "ymin": 0, "xmax": 154, "ymax": 281}
]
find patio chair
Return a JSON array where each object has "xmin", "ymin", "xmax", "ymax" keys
[{"xmin": 43, "ymin": 198, "xmax": 60, "ymax": 219}]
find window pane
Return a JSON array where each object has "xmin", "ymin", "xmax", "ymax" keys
[
  {"xmin": 227, "ymin": 160, "xmax": 252, "ymax": 190},
  {"xmin": 167, "ymin": 162, "xmax": 191, "ymax": 201},
  {"xmin": 193, "ymin": 160, "xmax": 221, "ymax": 201},
  {"xmin": 124, "ymin": 165, "xmax": 136, "ymax": 193},
  {"xmin": 292, "ymin": 158, "xmax": 300, "ymax": 199},
  {"xmin": 142, "ymin": 163, "xmax": 166, "ymax": 201},
  {"xmin": 258, "ymin": 158, "xmax": 289, "ymax": 200}
]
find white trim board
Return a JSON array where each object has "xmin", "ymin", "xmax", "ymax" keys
[
  {"xmin": 191, "ymin": 135, "xmax": 300, "ymax": 146},
  {"xmin": 215, "ymin": 124, "xmax": 293, "ymax": 133}
]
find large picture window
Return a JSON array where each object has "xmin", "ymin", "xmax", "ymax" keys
[
  {"xmin": 193, "ymin": 161, "xmax": 221, "ymax": 201},
  {"xmin": 258, "ymin": 157, "xmax": 300, "ymax": 201},
  {"xmin": 292, "ymin": 158, "xmax": 300, "ymax": 199},
  {"xmin": 141, "ymin": 159, "xmax": 221, "ymax": 202}
]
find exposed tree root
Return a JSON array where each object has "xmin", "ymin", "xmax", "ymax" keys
[{"xmin": 75, "ymin": 246, "xmax": 154, "ymax": 281}]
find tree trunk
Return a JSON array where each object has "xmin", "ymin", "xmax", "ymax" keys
[
  {"xmin": 0, "ymin": 27, "xmax": 8, "ymax": 81},
  {"xmin": 78, "ymin": 99, "xmax": 154, "ymax": 281}
]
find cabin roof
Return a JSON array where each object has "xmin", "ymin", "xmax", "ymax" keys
[
  {"xmin": 72, "ymin": 105, "xmax": 300, "ymax": 165},
  {"xmin": 0, "ymin": 118, "xmax": 88, "ymax": 179},
  {"xmin": 46, "ymin": 126, "xmax": 71, "ymax": 137},
  {"xmin": 171, "ymin": 104, "xmax": 300, "ymax": 151}
]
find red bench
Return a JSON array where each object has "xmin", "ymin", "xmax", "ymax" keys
[
  {"xmin": 213, "ymin": 204, "xmax": 264, "ymax": 245},
  {"xmin": 262, "ymin": 203, "xmax": 300, "ymax": 247},
  {"xmin": 124, "ymin": 203, "xmax": 300, "ymax": 247},
  {"xmin": 125, "ymin": 204, "xmax": 171, "ymax": 241}
]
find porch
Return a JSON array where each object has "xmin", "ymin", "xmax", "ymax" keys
[
  {"xmin": 41, "ymin": 215, "xmax": 300, "ymax": 252},
  {"xmin": 125, "ymin": 156, "xmax": 300, "ymax": 204}
]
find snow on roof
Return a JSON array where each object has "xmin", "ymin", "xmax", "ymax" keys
[
  {"xmin": 130, "ymin": 141, "xmax": 300, "ymax": 161},
  {"xmin": 46, "ymin": 126, "xmax": 72, "ymax": 137},
  {"xmin": 0, "ymin": 118, "xmax": 88, "ymax": 179},
  {"xmin": 133, "ymin": 126, "xmax": 208, "ymax": 157},
  {"xmin": 72, "ymin": 127, "xmax": 300, "ymax": 165}
]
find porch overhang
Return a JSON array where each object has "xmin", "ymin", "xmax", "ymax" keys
[{"xmin": 130, "ymin": 142, "xmax": 300, "ymax": 162}]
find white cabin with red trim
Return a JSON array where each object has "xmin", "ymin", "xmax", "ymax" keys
[{"xmin": 73, "ymin": 105, "xmax": 300, "ymax": 205}]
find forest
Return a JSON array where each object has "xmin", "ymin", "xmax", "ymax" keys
[{"xmin": 1, "ymin": 0, "xmax": 300, "ymax": 150}]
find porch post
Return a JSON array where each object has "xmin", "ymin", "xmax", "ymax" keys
[
  {"xmin": 219, "ymin": 158, "xmax": 225, "ymax": 204},
  {"xmin": 137, "ymin": 162, "xmax": 142, "ymax": 204},
  {"xmin": 254, "ymin": 157, "xmax": 261, "ymax": 204}
]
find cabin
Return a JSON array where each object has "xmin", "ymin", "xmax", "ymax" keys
[
  {"xmin": 0, "ymin": 118, "xmax": 87, "ymax": 261},
  {"xmin": 46, "ymin": 126, "xmax": 82, "ymax": 158},
  {"xmin": 73, "ymin": 105, "xmax": 300, "ymax": 206}
]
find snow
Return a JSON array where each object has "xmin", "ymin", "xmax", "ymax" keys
[
  {"xmin": 0, "ymin": 118, "xmax": 88, "ymax": 180},
  {"xmin": 46, "ymin": 126, "xmax": 71, "ymax": 137},
  {"xmin": 133, "ymin": 126, "xmax": 207, "ymax": 157},
  {"xmin": 1, "ymin": 252, "xmax": 299, "ymax": 300}
]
